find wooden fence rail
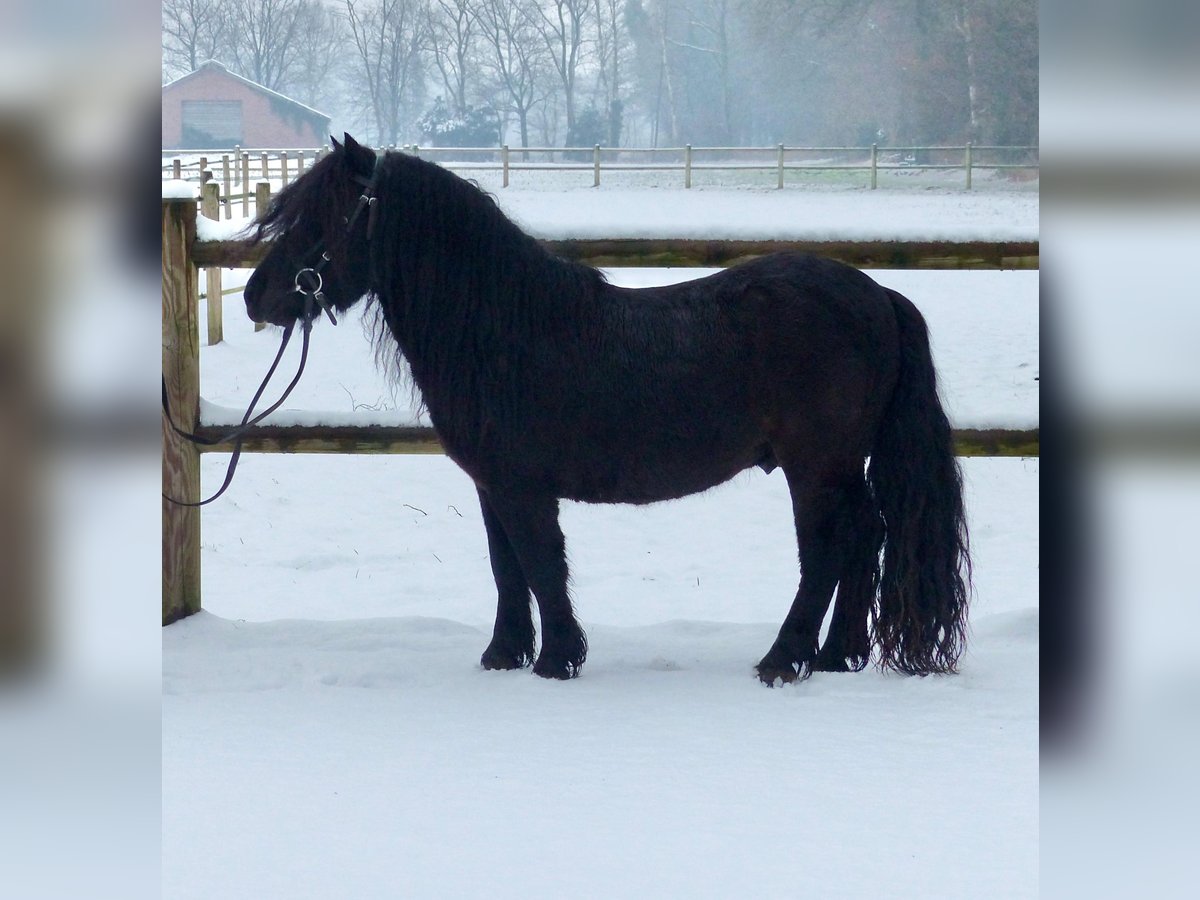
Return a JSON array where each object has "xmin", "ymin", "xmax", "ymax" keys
[
  {"xmin": 193, "ymin": 234, "xmax": 1039, "ymax": 272},
  {"xmin": 164, "ymin": 143, "xmax": 1038, "ymax": 205},
  {"xmin": 163, "ymin": 195, "xmax": 1039, "ymax": 623}
]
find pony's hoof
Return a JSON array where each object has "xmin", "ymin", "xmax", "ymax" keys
[
  {"xmin": 532, "ymin": 654, "xmax": 582, "ymax": 680},
  {"xmin": 811, "ymin": 650, "xmax": 869, "ymax": 673},
  {"xmin": 757, "ymin": 640, "xmax": 817, "ymax": 686},
  {"xmin": 755, "ymin": 663, "xmax": 799, "ymax": 687},
  {"xmin": 814, "ymin": 631, "xmax": 871, "ymax": 673},
  {"xmin": 756, "ymin": 651, "xmax": 815, "ymax": 686},
  {"xmin": 480, "ymin": 643, "xmax": 533, "ymax": 671},
  {"xmin": 531, "ymin": 627, "xmax": 587, "ymax": 679}
]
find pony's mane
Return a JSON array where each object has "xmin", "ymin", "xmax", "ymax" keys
[
  {"xmin": 249, "ymin": 151, "xmax": 351, "ymax": 245},
  {"xmin": 361, "ymin": 152, "xmax": 608, "ymax": 431},
  {"xmin": 367, "ymin": 151, "xmax": 607, "ymax": 311}
]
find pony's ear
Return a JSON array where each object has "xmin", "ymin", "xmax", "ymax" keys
[
  {"xmin": 330, "ymin": 134, "xmax": 342, "ymax": 151},
  {"xmin": 340, "ymin": 133, "xmax": 374, "ymax": 176}
]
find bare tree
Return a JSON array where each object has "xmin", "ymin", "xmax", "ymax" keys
[
  {"xmin": 625, "ymin": 0, "xmax": 681, "ymax": 144},
  {"xmin": 473, "ymin": 0, "xmax": 552, "ymax": 152},
  {"xmin": 954, "ymin": 0, "xmax": 1037, "ymax": 145},
  {"xmin": 677, "ymin": 0, "xmax": 740, "ymax": 142},
  {"xmin": 163, "ymin": 0, "xmax": 229, "ymax": 78},
  {"xmin": 426, "ymin": 0, "xmax": 478, "ymax": 116},
  {"xmin": 286, "ymin": 2, "xmax": 350, "ymax": 111},
  {"xmin": 591, "ymin": 0, "xmax": 627, "ymax": 144},
  {"xmin": 345, "ymin": 0, "xmax": 431, "ymax": 145},
  {"xmin": 532, "ymin": 0, "xmax": 593, "ymax": 144},
  {"xmin": 224, "ymin": 0, "xmax": 312, "ymax": 91}
]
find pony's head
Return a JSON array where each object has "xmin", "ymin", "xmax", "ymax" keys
[{"xmin": 244, "ymin": 133, "xmax": 380, "ymax": 326}]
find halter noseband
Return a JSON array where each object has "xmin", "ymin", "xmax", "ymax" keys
[{"xmin": 292, "ymin": 152, "xmax": 383, "ymax": 327}]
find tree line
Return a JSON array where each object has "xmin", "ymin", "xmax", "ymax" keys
[{"xmin": 163, "ymin": 0, "xmax": 1037, "ymax": 149}]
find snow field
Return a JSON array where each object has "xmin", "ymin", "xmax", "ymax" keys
[{"xmin": 163, "ymin": 453, "xmax": 1038, "ymax": 899}]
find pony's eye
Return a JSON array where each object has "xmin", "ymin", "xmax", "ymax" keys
[{"xmin": 342, "ymin": 215, "xmax": 349, "ymax": 225}]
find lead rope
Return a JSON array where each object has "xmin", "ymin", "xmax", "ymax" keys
[{"xmin": 162, "ymin": 298, "xmax": 319, "ymax": 507}]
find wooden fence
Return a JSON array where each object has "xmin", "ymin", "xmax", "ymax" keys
[
  {"xmin": 162, "ymin": 195, "xmax": 1039, "ymax": 623},
  {"xmin": 163, "ymin": 143, "xmax": 1038, "ymax": 214},
  {"xmin": 164, "ymin": 147, "xmax": 329, "ymax": 220}
]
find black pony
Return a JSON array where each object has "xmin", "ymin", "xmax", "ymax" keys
[{"xmin": 244, "ymin": 134, "xmax": 970, "ymax": 684}]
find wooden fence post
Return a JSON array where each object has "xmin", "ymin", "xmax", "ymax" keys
[
  {"xmin": 255, "ymin": 180, "xmax": 271, "ymax": 218},
  {"xmin": 870, "ymin": 143, "xmax": 878, "ymax": 189},
  {"xmin": 162, "ymin": 197, "xmax": 202, "ymax": 625},
  {"xmin": 281, "ymin": 150, "xmax": 290, "ymax": 186},
  {"xmin": 261, "ymin": 151, "xmax": 269, "ymax": 181},
  {"xmin": 200, "ymin": 182, "xmax": 223, "ymax": 345},
  {"xmin": 241, "ymin": 151, "xmax": 250, "ymax": 215},
  {"xmin": 777, "ymin": 143, "xmax": 785, "ymax": 189},
  {"xmin": 684, "ymin": 144, "xmax": 692, "ymax": 189},
  {"xmin": 502, "ymin": 144, "xmax": 509, "ymax": 187},
  {"xmin": 221, "ymin": 154, "xmax": 232, "ymax": 219},
  {"xmin": 965, "ymin": 142, "xmax": 973, "ymax": 190},
  {"xmin": 593, "ymin": 144, "xmax": 601, "ymax": 187},
  {"xmin": 253, "ymin": 181, "xmax": 272, "ymax": 332},
  {"xmin": 172, "ymin": 158, "xmax": 181, "ymax": 180},
  {"xmin": 0, "ymin": 126, "xmax": 45, "ymax": 671}
]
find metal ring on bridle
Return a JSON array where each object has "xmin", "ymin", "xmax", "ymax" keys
[{"xmin": 294, "ymin": 267, "xmax": 323, "ymax": 294}]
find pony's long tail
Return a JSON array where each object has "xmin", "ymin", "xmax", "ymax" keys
[{"xmin": 868, "ymin": 289, "xmax": 971, "ymax": 674}]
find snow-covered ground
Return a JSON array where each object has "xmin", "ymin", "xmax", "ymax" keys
[
  {"xmin": 496, "ymin": 188, "xmax": 1037, "ymax": 243},
  {"xmin": 193, "ymin": 183, "xmax": 1038, "ymax": 245},
  {"xmin": 164, "ymin": 185, "xmax": 1039, "ymax": 897},
  {"xmin": 164, "ymin": 454, "xmax": 1038, "ymax": 899}
]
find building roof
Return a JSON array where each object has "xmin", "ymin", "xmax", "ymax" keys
[{"xmin": 162, "ymin": 60, "xmax": 331, "ymax": 125}]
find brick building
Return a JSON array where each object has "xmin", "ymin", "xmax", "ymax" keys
[{"xmin": 162, "ymin": 61, "xmax": 331, "ymax": 150}]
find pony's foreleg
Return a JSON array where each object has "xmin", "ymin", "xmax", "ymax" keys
[
  {"xmin": 813, "ymin": 475, "xmax": 881, "ymax": 673},
  {"xmin": 756, "ymin": 465, "xmax": 852, "ymax": 686},
  {"xmin": 482, "ymin": 489, "xmax": 587, "ymax": 679},
  {"xmin": 478, "ymin": 490, "xmax": 536, "ymax": 670}
]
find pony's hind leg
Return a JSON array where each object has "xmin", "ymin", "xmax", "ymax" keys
[
  {"xmin": 478, "ymin": 490, "xmax": 536, "ymax": 670},
  {"xmin": 813, "ymin": 474, "xmax": 881, "ymax": 673},
  {"xmin": 756, "ymin": 464, "xmax": 858, "ymax": 686},
  {"xmin": 481, "ymin": 489, "xmax": 587, "ymax": 679}
]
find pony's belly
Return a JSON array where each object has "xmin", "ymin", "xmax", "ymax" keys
[{"xmin": 561, "ymin": 447, "xmax": 768, "ymax": 505}]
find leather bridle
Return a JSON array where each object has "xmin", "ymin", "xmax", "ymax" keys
[
  {"xmin": 162, "ymin": 153, "xmax": 382, "ymax": 507},
  {"xmin": 289, "ymin": 157, "xmax": 382, "ymax": 327}
]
